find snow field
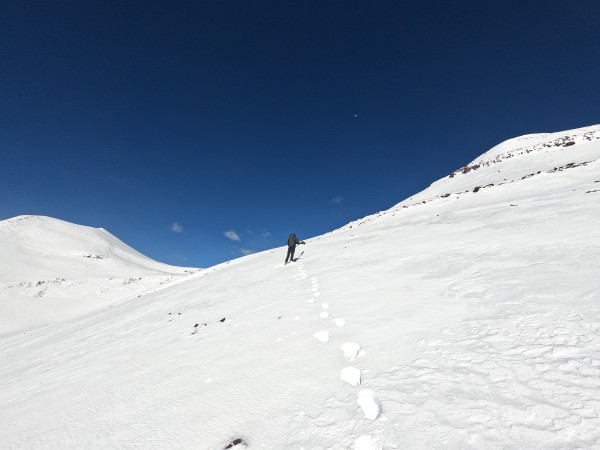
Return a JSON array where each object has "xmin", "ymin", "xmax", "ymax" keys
[
  {"xmin": 295, "ymin": 259, "xmax": 381, "ymax": 444},
  {"xmin": 1, "ymin": 124, "xmax": 600, "ymax": 448}
]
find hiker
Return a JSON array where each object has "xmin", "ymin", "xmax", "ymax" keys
[{"xmin": 285, "ymin": 233, "xmax": 305, "ymax": 264}]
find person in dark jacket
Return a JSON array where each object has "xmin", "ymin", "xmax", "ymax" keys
[{"xmin": 285, "ymin": 233, "xmax": 305, "ymax": 264}]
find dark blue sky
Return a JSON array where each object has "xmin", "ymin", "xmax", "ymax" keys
[{"xmin": 2, "ymin": 1, "xmax": 599, "ymax": 267}]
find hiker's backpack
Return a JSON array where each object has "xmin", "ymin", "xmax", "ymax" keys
[{"xmin": 288, "ymin": 234, "xmax": 297, "ymax": 246}]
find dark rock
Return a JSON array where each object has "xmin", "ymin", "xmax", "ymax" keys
[{"xmin": 224, "ymin": 438, "xmax": 246, "ymax": 448}]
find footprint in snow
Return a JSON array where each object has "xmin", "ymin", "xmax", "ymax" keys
[
  {"xmin": 357, "ymin": 389, "xmax": 382, "ymax": 420},
  {"xmin": 341, "ymin": 342, "xmax": 361, "ymax": 361},
  {"xmin": 354, "ymin": 435, "xmax": 382, "ymax": 450},
  {"xmin": 319, "ymin": 311, "xmax": 330, "ymax": 318},
  {"xmin": 340, "ymin": 367, "xmax": 361, "ymax": 386},
  {"xmin": 334, "ymin": 318, "xmax": 346, "ymax": 327},
  {"xmin": 313, "ymin": 331, "xmax": 330, "ymax": 342},
  {"xmin": 320, "ymin": 303, "xmax": 329, "ymax": 309}
]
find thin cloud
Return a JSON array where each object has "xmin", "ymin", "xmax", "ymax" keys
[
  {"xmin": 170, "ymin": 222, "xmax": 184, "ymax": 233},
  {"xmin": 169, "ymin": 253, "xmax": 188, "ymax": 262},
  {"xmin": 239, "ymin": 248, "xmax": 254, "ymax": 256},
  {"xmin": 224, "ymin": 230, "xmax": 241, "ymax": 241},
  {"xmin": 330, "ymin": 195, "xmax": 343, "ymax": 205}
]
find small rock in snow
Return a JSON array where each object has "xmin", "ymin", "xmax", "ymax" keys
[
  {"xmin": 354, "ymin": 435, "xmax": 382, "ymax": 450},
  {"xmin": 223, "ymin": 438, "xmax": 247, "ymax": 449},
  {"xmin": 313, "ymin": 331, "xmax": 330, "ymax": 342},
  {"xmin": 357, "ymin": 389, "xmax": 382, "ymax": 420},
  {"xmin": 340, "ymin": 367, "xmax": 361, "ymax": 386}
]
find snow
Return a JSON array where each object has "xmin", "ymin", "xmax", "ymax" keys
[
  {"xmin": 313, "ymin": 330, "xmax": 331, "ymax": 342},
  {"xmin": 334, "ymin": 318, "xmax": 346, "ymax": 327},
  {"xmin": 341, "ymin": 367, "xmax": 362, "ymax": 386},
  {"xmin": 341, "ymin": 342, "xmax": 363, "ymax": 361},
  {"xmin": 354, "ymin": 434, "xmax": 382, "ymax": 450},
  {"xmin": 1, "ymin": 124, "xmax": 600, "ymax": 448},
  {"xmin": 0, "ymin": 215, "xmax": 196, "ymax": 336},
  {"xmin": 357, "ymin": 389, "xmax": 383, "ymax": 420}
]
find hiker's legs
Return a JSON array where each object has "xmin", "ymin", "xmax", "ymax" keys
[{"xmin": 285, "ymin": 246, "xmax": 294, "ymax": 263}]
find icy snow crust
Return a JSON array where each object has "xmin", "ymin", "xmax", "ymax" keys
[
  {"xmin": 1, "ymin": 124, "xmax": 600, "ymax": 448},
  {"xmin": 0, "ymin": 216, "xmax": 196, "ymax": 335}
]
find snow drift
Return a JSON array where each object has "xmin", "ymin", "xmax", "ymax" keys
[{"xmin": 1, "ymin": 124, "xmax": 599, "ymax": 449}]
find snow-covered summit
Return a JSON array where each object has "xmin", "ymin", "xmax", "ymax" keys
[
  {"xmin": 472, "ymin": 123, "xmax": 600, "ymax": 164},
  {"xmin": 0, "ymin": 215, "xmax": 197, "ymax": 335},
  {"xmin": 401, "ymin": 123, "xmax": 600, "ymax": 207},
  {"xmin": 339, "ymin": 124, "xmax": 600, "ymax": 233},
  {"xmin": 1, "ymin": 215, "xmax": 190, "ymax": 279}
]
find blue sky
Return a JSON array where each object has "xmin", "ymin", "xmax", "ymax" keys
[{"xmin": 2, "ymin": 1, "xmax": 599, "ymax": 267}]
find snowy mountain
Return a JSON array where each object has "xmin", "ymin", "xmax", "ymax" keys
[
  {"xmin": 1, "ymin": 124, "xmax": 600, "ymax": 449},
  {"xmin": 0, "ymin": 215, "xmax": 197, "ymax": 336}
]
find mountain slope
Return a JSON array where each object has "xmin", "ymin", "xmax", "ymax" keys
[
  {"xmin": 1, "ymin": 125, "xmax": 599, "ymax": 449},
  {"xmin": 0, "ymin": 216, "xmax": 197, "ymax": 335}
]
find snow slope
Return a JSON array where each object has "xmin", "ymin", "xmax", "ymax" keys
[
  {"xmin": 1, "ymin": 125, "xmax": 600, "ymax": 449},
  {"xmin": 0, "ymin": 216, "xmax": 197, "ymax": 336}
]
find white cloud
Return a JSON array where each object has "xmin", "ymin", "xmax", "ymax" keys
[
  {"xmin": 239, "ymin": 248, "xmax": 254, "ymax": 256},
  {"xmin": 224, "ymin": 230, "xmax": 241, "ymax": 241},
  {"xmin": 330, "ymin": 196, "xmax": 343, "ymax": 205},
  {"xmin": 262, "ymin": 231, "xmax": 272, "ymax": 238},
  {"xmin": 170, "ymin": 222, "xmax": 183, "ymax": 233}
]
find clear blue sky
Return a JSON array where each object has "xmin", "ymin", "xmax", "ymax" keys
[{"xmin": 2, "ymin": 1, "xmax": 599, "ymax": 267}]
